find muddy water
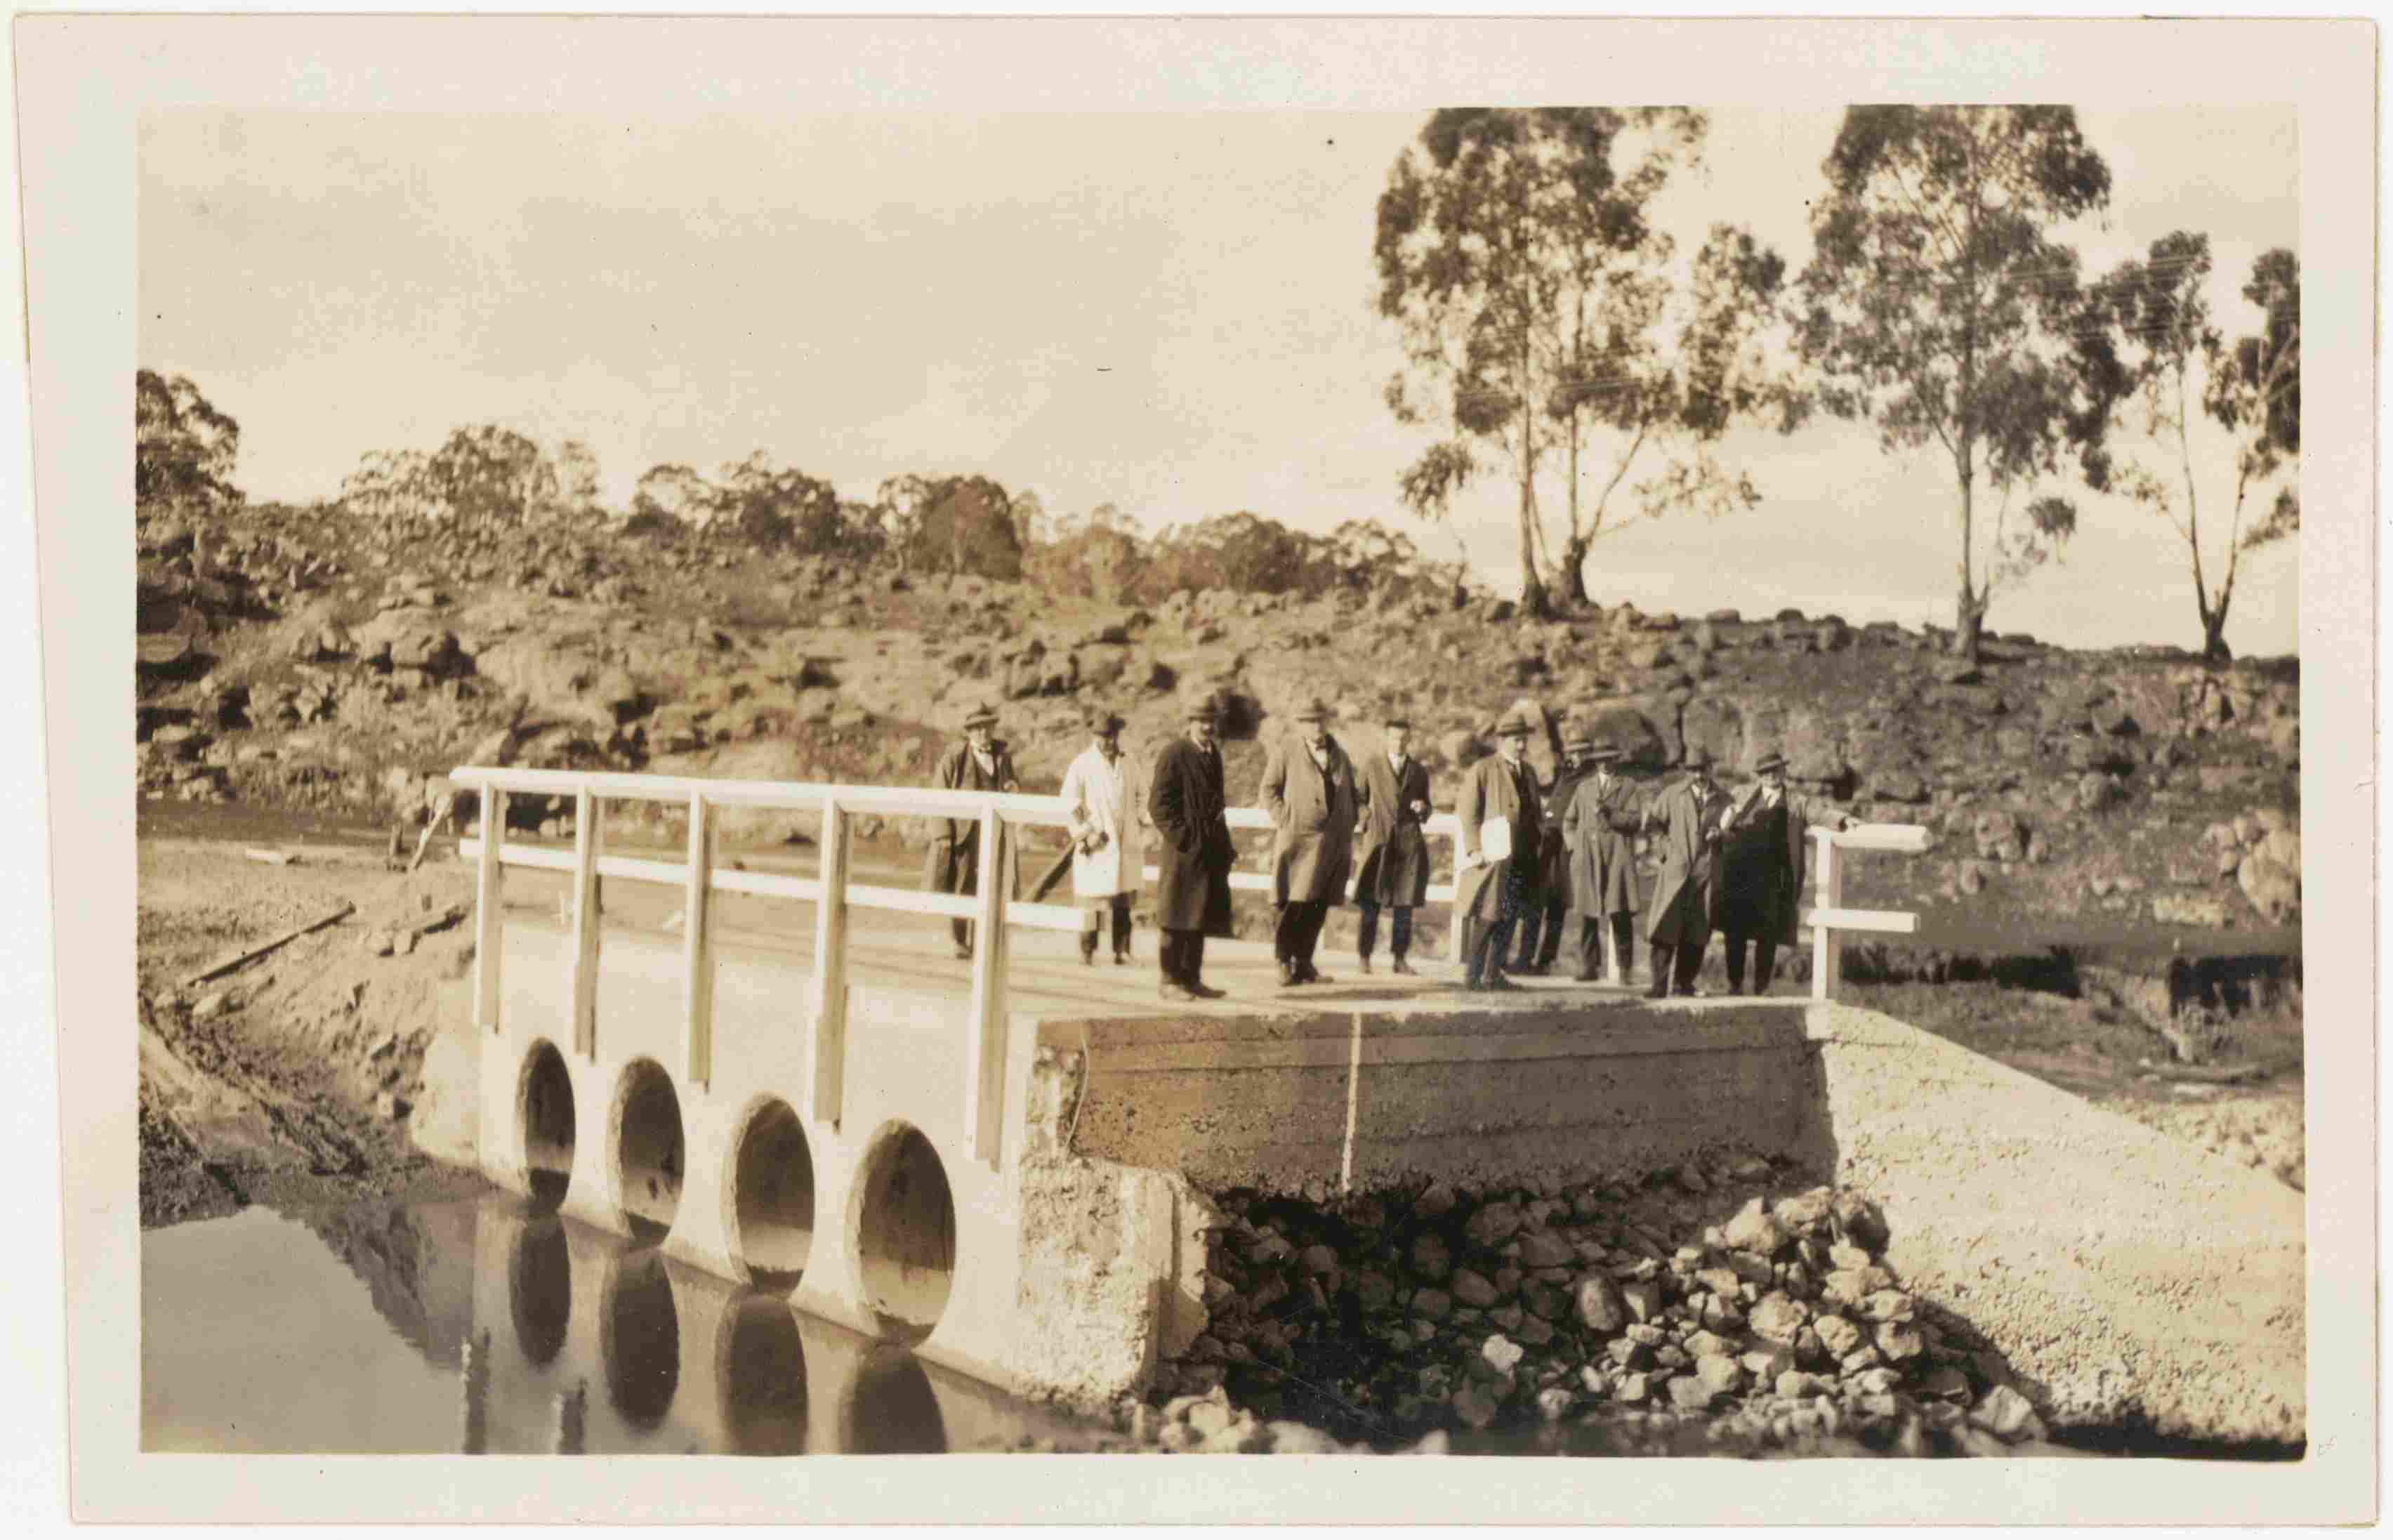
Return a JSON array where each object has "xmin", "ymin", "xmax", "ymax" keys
[{"xmin": 140, "ymin": 1192, "xmax": 1102, "ymax": 1455}]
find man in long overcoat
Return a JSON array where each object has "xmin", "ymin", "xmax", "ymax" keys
[
  {"xmin": 1560, "ymin": 744, "xmax": 1645, "ymax": 984},
  {"xmin": 1351, "ymin": 713, "xmax": 1432, "ymax": 975},
  {"xmin": 1259, "ymin": 699, "xmax": 1359, "ymax": 987},
  {"xmin": 1515, "ymin": 735, "xmax": 1590, "ymax": 975},
  {"xmin": 1453, "ymin": 708, "xmax": 1545, "ymax": 992},
  {"xmin": 1642, "ymin": 755, "xmax": 1732, "ymax": 998},
  {"xmin": 923, "ymin": 702, "xmax": 1020, "ymax": 958},
  {"xmin": 1057, "ymin": 708, "xmax": 1147, "ymax": 966},
  {"xmin": 1149, "ymin": 695, "xmax": 1234, "ymax": 1001},
  {"xmin": 1715, "ymin": 751, "xmax": 1853, "ymax": 994}
]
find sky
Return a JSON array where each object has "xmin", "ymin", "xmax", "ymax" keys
[{"xmin": 138, "ymin": 104, "xmax": 2300, "ymax": 654}]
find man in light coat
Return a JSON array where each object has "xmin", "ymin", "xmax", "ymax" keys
[
  {"xmin": 923, "ymin": 702, "xmax": 1020, "ymax": 959},
  {"xmin": 1560, "ymin": 744, "xmax": 1645, "ymax": 984},
  {"xmin": 1453, "ymin": 708, "xmax": 1545, "ymax": 992},
  {"xmin": 1715, "ymin": 751, "xmax": 1853, "ymax": 994},
  {"xmin": 1058, "ymin": 708, "xmax": 1147, "ymax": 966},
  {"xmin": 1149, "ymin": 695, "xmax": 1234, "ymax": 1001},
  {"xmin": 1352, "ymin": 713, "xmax": 1432, "ymax": 975},
  {"xmin": 1260, "ymin": 699, "xmax": 1359, "ymax": 987},
  {"xmin": 1642, "ymin": 754, "xmax": 1733, "ymax": 998}
]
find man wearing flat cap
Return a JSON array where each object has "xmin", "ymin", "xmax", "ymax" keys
[
  {"xmin": 1642, "ymin": 751, "xmax": 1733, "ymax": 998},
  {"xmin": 1560, "ymin": 742, "xmax": 1646, "ymax": 985},
  {"xmin": 1715, "ymin": 751, "xmax": 1853, "ymax": 994},
  {"xmin": 1453, "ymin": 708, "xmax": 1546, "ymax": 992},
  {"xmin": 1058, "ymin": 707, "xmax": 1147, "ymax": 966},
  {"xmin": 1515, "ymin": 732, "xmax": 1590, "ymax": 976},
  {"xmin": 1352, "ymin": 713, "xmax": 1432, "ymax": 975},
  {"xmin": 1148, "ymin": 694, "xmax": 1234, "ymax": 1001},
  {"xmin": 1260, "ymin": 698, "xmax": 1359, "ymax": 987},
  {"xmin": 925, "ymin": 702, "xmax": 1021, "ymax": 959}
]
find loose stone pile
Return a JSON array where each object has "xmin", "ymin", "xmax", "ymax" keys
[{"xmin": 1150, "ymin": 1148, "xmax": 2052, "ymax": 1457}]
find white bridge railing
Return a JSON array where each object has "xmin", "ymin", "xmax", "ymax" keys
[{"xmin": 450, "ymin": 764, "xmax": 1925, "ymax": 1166}]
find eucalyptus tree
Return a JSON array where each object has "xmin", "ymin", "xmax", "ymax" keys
[
  {"xmin": 1795, "ymin": 106, "xmax": 2113, "ymax": 662},
  {"xmin": 1375, "ymin": 108, "xmax": 1798, "ymax": 616},
  {"xmin": 135, "ymin": 369, "xmax": 243, "ymax": 516}
]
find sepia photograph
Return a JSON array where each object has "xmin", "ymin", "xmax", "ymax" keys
[{"xmin": 14, "ymin": 11, "xmax": 2376, "ymax": 1527}]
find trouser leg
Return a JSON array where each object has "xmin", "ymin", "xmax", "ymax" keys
[
  {"xmin": 1111, "ymin": 896, "xmax": 1132, "ymax": 958},
  {"xmin": 949, "ymin": 855, "xmax": 979, "ymax": 952},
  {"xmin": 1390, "ymin": 906, "xmax": 1413, "ymax": 959},
  {"xmin": 1356, "ymin": 900, "xmax": 1380, "ymax": 959},
  {"xmin": 1674, "ymin": 935, "xmax": 1706, "ymax": 992},
  {"xmin": 1511, "ymin": 904, "xmax": 1543, "ymax": 969},
  {"xmin": 1274, "ymin": 902, "xmax": 1305, "ymax": 963},
  {"xmin": 1534, "ymin": 897, "xmax": 1567, "ymax": 967},
  {"xmin": 1300, "ymin": 901, "xmax": 1330, "ymax": 965},
  {"xmin": 1609, "ymin": 914, "xmax": 1635, "ymax": 982},
  {"xmin": 1724, "ymin": 928, "xmax": 1749, "ymax": 992},
  {"xmin": 1189, "ymin": 932, "xmax": 1206, "ymax": 982},
  {"xmin": 1753, "ymin": 937, "xmax": 1778, "ymax": 992}
]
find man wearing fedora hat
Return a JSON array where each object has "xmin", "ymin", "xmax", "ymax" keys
[
  {"xmin": 1149, "ymin": 694, "xmax": 1234, "ymax": 1001},
  {"xmin": 1642, "ymin": 751, "xmax": 1733, "ymax": 998},
  {"xmin": 1057, "ymin": 706, "xmax": 1147, "ymax": 966},
  {"xmin": 1560, "ymin": 742, "xmax": 1646, "ymax": 985},
  {"xmin": 1352, "ymin": 712, "xmax": 1432, "ymax": 975},
  {"xmin": 1716, "ymin": 751, "xmax": 1854, "ymax": 994},
  {"xmin": 1259, "ymin": 697, "xmax": 1359, "ymax": 987},
  {"xmin": 1453, "ymin": 707, "xmax": 1546, "ymax": 992},
  {"xmin": 924, "ymin": 702, "xmax": 1021, "ymax": 958}
]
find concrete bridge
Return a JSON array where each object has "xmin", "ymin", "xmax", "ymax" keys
[{"xmin": 413, "ymin": 765, "xmax": 2302, "ymax": 1440}]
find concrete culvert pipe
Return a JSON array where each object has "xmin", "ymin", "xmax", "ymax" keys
[
  {"xmin": 518, "ymin": 1041, "xmax": 576, "ymax": 1209},
  {"xmin": 731, "ymin": 1099, "xmax": 815, "ymax": 1289},
  {"xmin": 612, "ymin": 1059, "xmax": 685, "ymax": 1241},
  {"xmin": 855, "ymin": 1124, "xmax": 957, "ymax": 1343}
]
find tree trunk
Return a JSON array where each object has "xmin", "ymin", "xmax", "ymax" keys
[
  {"xmin": 1560, "ymin": 534, "xmax": 1590, "ymax": 605},
  {"xmin": 2201, "ymin": 605, "xmax": 2234, "ymax": 666},
  {"xmin": 1953, "ymin": 466, "xmax": 1981, "ymax": 664}
]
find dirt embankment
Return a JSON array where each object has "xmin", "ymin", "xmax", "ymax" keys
[{"xmin": 136, "ymin": 827, "xmax": 488, "ymax": 1227}]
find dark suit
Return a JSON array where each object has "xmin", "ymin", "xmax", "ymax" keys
[
  {"xmin": 1515, "ymin": 762, "xmax": 1586, "ymax": 973},
  {"xmin": 923, "ymin": 742, "xmax": 1020, "ymax": 952},
  {"xmin": 1643, "ymin": 775, "xmax": 1732, "ymax": 994},
  {"xmin": 1456, "ymin": 753, "xmax": 1544, "ymax": 985},
  {"xmin": 1717, "ymin": 784, "xmax": 1846, "ymax": 992},
  {"xmin": 1352, "ymin": 749, "xmax": 1432, "ymax": 963},
  {"xmin": 1149, "ymin": 734, "xmax": 1234, "ymax": 988}
]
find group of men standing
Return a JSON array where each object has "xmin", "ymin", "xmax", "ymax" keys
[{"xmin": 925, "ymin": 696, "xmax": 1850, "ymax": 1002}]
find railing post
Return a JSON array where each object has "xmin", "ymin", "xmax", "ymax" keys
[
  {"xmin": 683, "ymin": 791, "xmax": 714, "ymax": 1089},
  {"xmin": 964, "ymin": 805, "xmax": 1008, "ymax": 1167},
  {"xmin": 474, "ymin": 789, "xmax": 506, "ymax": 1034},
  {"xmin": 810, "ymin": 796, "xmax": 850, "ymax": 1126},
  {"xmin": 569, "ymin": 787, "xmax": 603, "ymax": 1060},
  {"xmin": 1448, "ymin": 836, "xmax": 1468, "ymax": 968},
  {"xmin": 1812, "ymin": 828, "xmax": 1842, "ymax": 1003},
  {"xmin": 1603, "ymin": 914, "xmax": 1625, "ymax": 985}
]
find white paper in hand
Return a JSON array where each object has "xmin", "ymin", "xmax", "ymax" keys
[{"xmin": 1479, "ymin": 814, "xmax": 1512, "ymax": 863}]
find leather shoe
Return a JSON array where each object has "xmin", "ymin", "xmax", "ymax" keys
[
  {"xmin": 1160, "ymin": 982, "xmax": 1197, "ymax": 1002},
  {"xmin": 1188, "ymin": 980, "xmax": 1227, "ymax": 999},
  {"xmin": 1357, "ymin": 956, "xmax": 1373, "ymax": 975},
  {"xmin": 1647, "ymin": 980, "xmax": 1670, "ymax": 1000},
  {"xmin": 1114, "ymin": 950, "xmax": 1131, "ymax": 966},
  {"xmin": 1300, "ymin": 965, "xmax": 1331, "ymax": 985},
  {"xmin": 1460, "ymin": 977, "xmax": 1484, "ymax": 992},
  {"xmin": 1279, "ymin": 960, "xmax": 1299, "ymax": 987},
  {"xmin": 1390, "ymin": 957, "xmax": 1416, "ymax": 976},
  {"xmin": 1483, "ymin": 975, "xmax": 1522, "ymax": 993}
]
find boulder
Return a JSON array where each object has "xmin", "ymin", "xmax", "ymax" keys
[
  {"xmin": 2238, "ymin": 851, "xmax": 2300, "ymax": 923},
  {"xmin": 1680, "ymin": 697, "xmax": 1743, "ymax": 770}
]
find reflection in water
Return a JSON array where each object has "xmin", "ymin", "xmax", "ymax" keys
[
  {"xmin": 602, "ymin": 1252, "xmax": 681, "ymax": 1430},
  {"xmin": 143, "ymin": 1194, "xmax": 1086, "ymax": 1456},
  {"xmin": 509, "ymin": 1219, "xmax": 570, "ymax": 1367},
  {"xmin": 721, "ymin": 1298, "xmax": 810, "ymax": 1456},
  {"xmin": 845, "ymin": 1348, "xmax": 949, "ymax": 1455}
]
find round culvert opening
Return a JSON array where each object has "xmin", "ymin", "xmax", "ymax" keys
[
  {"xmin": 731, "ymin": 1099, "xmax": 816, "ymax": 1290},
  {"xmin": 612, "ymin": 1059, "xmax": 685, "ymax": 1242},
  {"xmin": 601, "ymin": 1251, "xmax": 680, "ymax": 1430},
  {"xmin": 720, "ymin": 1298, "xmax": 809, "ymax": 1456},
  {"xmin": 508, "ymin": 1216, "xmax": 571, "ymax": 1368},
  {"xmin": 854, "ymin": 1123, "xmax": 956, "ymax": 1343},
  {"xmin": 519, "ymin": 1041, "xmax": 576, "ymax": 1209}
]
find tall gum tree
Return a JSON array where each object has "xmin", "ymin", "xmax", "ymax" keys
[
  {"xmin": 1795, "ymin": 106, "xmax": 2113, "ymax": 663},
  {"xmin": 1375, "ymin": 108, "xmax": 1798, "ymax": 617},
  {"xmin": 2081, "ymin": 237, "xmax": 2299, "ymax": 664}
]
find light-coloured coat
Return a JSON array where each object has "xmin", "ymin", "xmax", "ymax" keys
[
  {"xmin": 1643, "ymin": 775, "xmax": 1732, "ymax": 948},
  {"xmin": 1562, "ymin": 770, "xmax": 1646, "ymax": 918},
  {"xmin": 1456, "ymin": 753, "xmax": 1544, "ymax": 923},
  {"xmin": 1352, "ymin": 749, "xmax": 1433, "ymax": 907},
  {"xmin": 1260, "ymin": 734, "xmax": 1359, "ymax": 906},
  {"xmin": 1059, "ymin": 742, "xmax": 1147, "ymax": 900}
]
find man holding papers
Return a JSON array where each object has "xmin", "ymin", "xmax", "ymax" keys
[{"xmin": 1453, "ymin": 708, "xmax": 1545, "ymax": 992}]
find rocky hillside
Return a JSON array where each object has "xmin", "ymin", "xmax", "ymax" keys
[{"xmin": 136, "ymin": 503, "xmax": 2302, "ymax": 942}]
